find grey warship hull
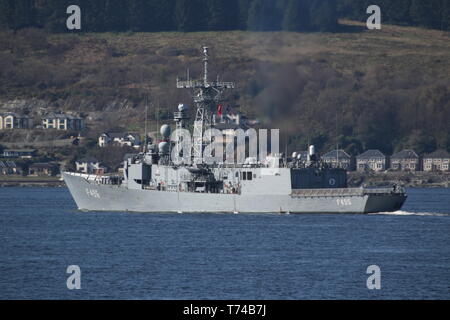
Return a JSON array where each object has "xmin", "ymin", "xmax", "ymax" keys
[
  {"xmin": 63, "ymin": 47, "xmax": 407, "ymax": 215},
  {"xmin": 63, "ymin": 172, "xmax": 406, "ymax": 214}
]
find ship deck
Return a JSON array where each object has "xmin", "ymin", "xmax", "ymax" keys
[{"xmin": 291, "ymin": 187, "xmax": 401, "ymax": 197}]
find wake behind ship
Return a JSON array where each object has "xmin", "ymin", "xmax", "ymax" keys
[{"xmin": 63, "ymin": 47, "xmax": 406, "ymax": 214}]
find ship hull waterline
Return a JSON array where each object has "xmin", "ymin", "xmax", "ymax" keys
[{"xmin": 63, "ymin": 173, "xmax": 407, "ymax": 214}]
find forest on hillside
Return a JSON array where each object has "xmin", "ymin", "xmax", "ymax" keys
[
  {"xmin": 0, "ymin": 26, "xmax": 449, "ymax": 156},
  {"xmin": 0, "ymin": 0, "xmax": 449, "ymax": 33},
  {"xmin": 0, "ymin": 1, "xmax": 449, "ymax": 156}
]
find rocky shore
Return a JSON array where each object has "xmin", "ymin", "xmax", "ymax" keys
[
  {"xmin": 0, "ymin": 176, "xmax": 65, "ymax": 187},
  {"xmin": 1, "ymin": 171, "xmax": 449, "ymax": 188},
  {"xmin": 347, "ymin": 171, "xmax": 450, "ymax": 188}
]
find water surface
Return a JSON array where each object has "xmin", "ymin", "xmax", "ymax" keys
[{"xmin": 0, "ymin": 187, "xmax": 449, "ymax": 299}]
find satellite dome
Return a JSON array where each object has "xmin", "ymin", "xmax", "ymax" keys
[
  {"xmin": 178, "ymin": 103, "xmax": 188, "ymax": 112},
  {"xmin": 160, "ymin": 124, "xmax": 171, "ymax": 138},
  {"xmin": 158, "ymin": 141, "xmax": 169, "ymax": 154},
  {"xmin": 292, "ymin": 152, "xmax": 298, "ymax": 159}
]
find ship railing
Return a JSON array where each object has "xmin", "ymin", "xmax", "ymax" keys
[
  {"xmin": 176, "ymin": 80, "xmax": 235, "ymax": 89},
  {"xmin": 66, "ymin": 172, "xmax": 119, "ymax": 185},
  {"xmin": 363, "ymin": 187, "xmax": 404, "ymax": 194},
  {"xmin": 292, "ymin": 188, "xmax": 365, "ymax": 197},
  {"xmin": 65, "ymin": 172, "xmax": 91, "ymax": 179},
  {"xmin": 291, "ymin": 187, "xmax": 402, "ymax": 197}
]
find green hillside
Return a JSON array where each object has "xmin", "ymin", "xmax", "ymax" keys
[{"xmin": 0, "ymin": 20, "xmax": 449, "ymax": 155}]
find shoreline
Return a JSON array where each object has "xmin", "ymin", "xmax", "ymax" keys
[
  {"xmin": 0, "ymin": 176, "xmax": 65, "ymax": 187},
  {"xmin": 347, "ymin": 172, "xmax": 450, "ymax": 188},
  {"xmin": 1, "ymin": 171, "xmax": 449, "ymax": 188}
]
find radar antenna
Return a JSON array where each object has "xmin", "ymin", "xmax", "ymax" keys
[{"xmin": 176, "ymin": 46, "xmax": 235, "ymax": 165}]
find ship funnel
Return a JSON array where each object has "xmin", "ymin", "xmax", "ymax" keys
[{"xmin": 309, "ymin": 145, "xmax": 315, "ymax": 156}]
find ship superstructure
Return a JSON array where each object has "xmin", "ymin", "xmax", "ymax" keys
[
  {"xmin": 63, "ymin": 47, "xmax": 407, "ymax": 214},
  {"xmin": 176, "ymin": 47, "xmax": 234, "ymax": 164}
]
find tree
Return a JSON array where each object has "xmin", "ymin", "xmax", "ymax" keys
[
  {"xmin": 405, "ymin": 130, "xmax": 437, "ymax": 154},
  {"xmin": 207, "ymin": 0, "xmax": 238, "ymax": 30},
  {"xmin": 175, "ymin": 0, "xmax": 205, "ymax": 32},
  {"xmin": 282, "ymin": 0, "xmax": 311, "ymax": 31},
  {"xmin": 148, "ymin": 0, "xmax": 176, "ymax": 31},
  {"xmin": 237, "ymin": 0, "xmax": 251, "ymax": 29},
  {"xmin": 410, "ymin": 0, "xmax": 434, "ymax": 28},
  {"xmin": 431, "ymin": 0, "xmax": 450, "ymax": 31},
  {"xmin": 77, "ymin": 0, "xmax": 108, "ymax": 32},
  {"xmin": 310, "ymin": 0, "xmax": 338, "ymax": 32},
  {"xmin": 409, "ymin": 0, "xmax": 450, "ymax": 30},
  {"xmin": 0, "ymin": 0, "xmax": 15, "ymax": 29},
  {"xmin": 383, "ymin": 0, "xmax": 413, "ymax": 24},
  {"xmin": 127, "ymin": 0, "xmax": 149, "ymax": 32},
  {"xmin": 0, "ymin": 0, "xmax": 36, "ymax": 30},
  {"xmin": 104, "ymin": 0, "xmax": 129, "ymax": 32},
  {"xmin": 247, "ymin": 0, "xmax": 283, "ymax": 31}
]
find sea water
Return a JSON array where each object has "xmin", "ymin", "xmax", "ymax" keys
[{"xmin": 0, "ymin": 187, "xmax": 448, "ymax": 299}]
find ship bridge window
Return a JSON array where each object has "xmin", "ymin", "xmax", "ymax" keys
[{"xmin": 241, "ymin": 172, "xmax": 252, "ymax": 181}]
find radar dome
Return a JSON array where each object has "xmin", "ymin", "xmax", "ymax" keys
[
  {"xmin": 160, "ymin": 124, "xmax": 171, "ymax": 138},
  {"xmin": 292, "ymin": 152, "xmax": 298, "ymax": 159},
  {"xmin": 158, "ymin": 141, "xmax": 169, "ymax": 154}
]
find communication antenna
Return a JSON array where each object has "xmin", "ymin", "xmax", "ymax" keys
[
  {"xmin": 284, "ymin": 131, "xmax": 288, "ymax": 167},
  {"xmin": 176, "ymin": 46, "xmax": 235, "ymax": 165},
  {"xmin": 140, "ymin": 68, "xmax": 148, "ymax": 153},
  {"xmin": 203, "ymin": 46, "xmax": 208, "ymax": 85},
  {"xmin": 156, "ymin": 100, "xmax": 159, "ymax": 143},
  {"xmin": 144, "ymin": 93, "xmax": 148, "ymax": 153},
  {"xmin": 336, "ymin": 112, "xmax": 339, "ymax": 168}
]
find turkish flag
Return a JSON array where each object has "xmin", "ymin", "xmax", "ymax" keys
[{"xmin": 217, "ymin": 104, "xmax": 223, "ymax": 116}]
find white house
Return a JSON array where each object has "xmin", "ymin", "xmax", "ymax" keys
[
  {"xmin": 0, "ymin": 112, "xmax": 33, "ymax": 130},
  {"xmin": 356, "ymin": 150, "xmax": 387, "ymax": 172},
  {"xmin": 0, "ymin": 161, "xmax": 22, "ymax": 175},
  {"xmin": 98, "ymin": 132, "xmax": 141, "ymax": 149},
  {"xmin": 423, "ymin": 150, "xmax": 450, "ymax": 172},
  {"xmin": 322, "ymin": 150, "xmax": 353, "ymax": 171},
  {"xmin": 42, "ymin": 113, "xmax": 84, "ymax": 130},
  {"xmin": 75, "ymin": 157, "xmax": 105, "ymax": 174},
  {"xmin": 390, "ymin": 150, "xmax": 421, "ymax": 171},
  {"xmin": 2, "ymin": 149, "xmax": 36, "ymax": 159}
]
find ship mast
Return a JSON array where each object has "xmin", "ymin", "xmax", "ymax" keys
[{"xmin": 176, "ymin": 46, "xmax": 235, "ymax": 165}]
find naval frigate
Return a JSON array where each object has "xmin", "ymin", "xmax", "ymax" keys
[{"xmin": 63, "ymin": 47, "xmax": 407, "ymax": 214}]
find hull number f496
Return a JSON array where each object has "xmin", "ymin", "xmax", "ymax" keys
[
  {"xmin": 85, "ymin": 188, "xmax": 100, "ymax": 199},
  {"xmin": 337, "ymin": 198, "xmax": 352, "ymax": 206}
]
